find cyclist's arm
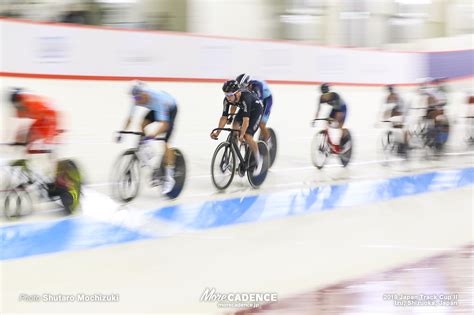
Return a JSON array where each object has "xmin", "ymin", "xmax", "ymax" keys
[
  {"xmin": 213, "ymin": 100, "xmax": 231, "ymax": 136},
  {"xmin": 121, "ymin": 117, "xmax": 132, "ymax": 131},
  {"xmin": 122, "ymin": 103, "xmax": 137, "ymax": 131},
  {"xmin": 315, "ymin": 97, "xmax": 322, "ymax": 119},
  {"xmin": 217, "ymin": 116, "xmax": 228, "ymax": 129}
]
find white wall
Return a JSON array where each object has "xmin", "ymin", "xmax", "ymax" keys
[
  {"xmin": 0, "ymin": 19, "xmax": 425, "ymax": 84},
  {"xmin": 385, "ymin": 33, "xmax": 474, "ymax": 51}
]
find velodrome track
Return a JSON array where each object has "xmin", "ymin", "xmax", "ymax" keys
[{"xmin": 1, "ymin": 78, "xmax": 473, "ymax": 313}]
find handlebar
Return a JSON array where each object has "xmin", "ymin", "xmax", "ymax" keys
[
  {"xmin": 118, "ymin": 131, "xmax": 145, "ymax": 136},
  {"xmin": 6, "ymin": 142, "xmax": 28, "ymax": 146},
  {"xmin": 211, "ymin": 128, "xmax": 241, "ymax": 140},
  {"xmin": 211, "ymin": 128, "xmax": 241, "ymax": 134},
  {"xmin": 117, "ymin": 131, "xmax": 166, "ymax": 141}
]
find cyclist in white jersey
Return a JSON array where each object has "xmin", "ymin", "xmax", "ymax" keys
[{"xmin": 118, "ymin": 81, "xmax": 178, "ymax": 194}]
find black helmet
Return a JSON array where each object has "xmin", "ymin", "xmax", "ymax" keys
[
  {"xmin": 222, "ymin": 80, "xmax": 240, "ymax": 93},
  {"xmin": 320, "ymin": 83, "xmax": 330, "ymax": 94},
  {"xmin": 9, "ymin": 88, "xmax": 23, "ymax": 104},
  {"xmin": 236, "ymin": 73, "xmax": 251, "ymax": 88}
]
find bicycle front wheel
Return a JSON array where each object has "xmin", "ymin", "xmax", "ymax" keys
[
  {"xmin": 311, "ymin": 131, "xmax": 328, "ymax": 169},
  {"xmin": 111, "ymin": 150, "xmax": 141, "ymax": 203},
  {"xmin": 211, "ymin": 142, "xmax": 236, "ymax": 190}
]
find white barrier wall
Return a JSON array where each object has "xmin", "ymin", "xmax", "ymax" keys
[{"xmin": 0, "ymin": 19, "xmax": 425, "ymax": 84}]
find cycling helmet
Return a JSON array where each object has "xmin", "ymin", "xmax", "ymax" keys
[
  {"xmin": 130, "ymin": 80, "xmax": 145, "ymax": 96},
  {"xmin": 236, "ymin": 73, "xmax": 251, "ymax": 88},
  {"xmin": 9, "ymin": 88, "xmax": 24, "ymax": 104},
  {"xmin": 222, "ymin": 80, "xmax": 240, "ymax": 93},
  {"xmin": 320, "ymin": 83, "xmax": 330, "ymax": 94}
]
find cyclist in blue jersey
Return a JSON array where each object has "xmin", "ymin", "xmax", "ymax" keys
[
  {"xmin": 118, "ymin": 80, "xmax": 178, "ymax": 194},
  {"xmin": 236, "ymin": 74, "xmax": 274, "ymax": 148}
]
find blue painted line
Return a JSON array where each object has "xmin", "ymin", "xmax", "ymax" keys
[
  {"xmin": 151, "ymin": 167, "xmax": 474, "ymax": 229},
  {"xmin": 1, "ymin": 167, "xmax": 473, "ymax": 261},
  {"xmin": 1, "ymin": 217, "xmax": 150, "ymax": 260}
]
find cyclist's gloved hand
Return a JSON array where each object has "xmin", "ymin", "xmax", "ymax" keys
[{"xmin": 210, "ymin": 130, "xmax": 220, "ymax": 140}]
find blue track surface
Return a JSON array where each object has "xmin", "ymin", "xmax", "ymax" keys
[{"xmin": 2, "ymin": 167, "xmax": 473, "ymax": 261}]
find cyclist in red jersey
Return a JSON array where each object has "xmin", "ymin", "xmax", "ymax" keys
[{"xmin": 10, "ymin": 88, "xmax": 59, "ymax": 152}]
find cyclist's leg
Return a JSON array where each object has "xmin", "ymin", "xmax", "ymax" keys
[
  {"xmin": 232, "ymin": 111, "xmax": 244, "ymax": 144},
  {"xmin": 338, "ymin": 104, "xmax": 347, "ymax": 137},
  {"xmin": 160, "ymin": 107, "xmax": 178, "ymax": 193},
  {"xmin": 141, "ymin": 110, "xmax": 155, "ymax": 132},
  {"xmin": 245, "ymin": 109, "xmax": 263, "ymax": 172},
  {"xmin": 163, "ymin": 107, "xmax": 178, "ymax": 167},
  {"xmin": 328, "ymin": 108, "xmax": 345, "ymax": 147}
]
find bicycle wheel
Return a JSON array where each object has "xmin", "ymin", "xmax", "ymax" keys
[
  {"xmin": 156, "ymin": 148, "xmax": 187, "ymax": 199},
  {"xmin": 339, "ymin": 131, "xmax": 353, "ymax": 167},
  {"xmin": 3, "ymin": 185, "xmax": 33, "ymax": 220},
  {"xmin": 311, "ymin": 130, "xmax": 329, "ymax": 169},
  {"xmin": 259, "ymin": 128, "xmax": 277, "ymax": 168},
  {"xmin": 211, "ymin": 142, "xmax": 236, "ymax": 190},
  {"xmin": 247, "ymin": 141, "xmax": 269, "ymax": 188},
  {"xmin": 111, "ymin": 149, "xmax": 141, "ymax": 203},
  {"xmin": 55, "ymin": 159, "xmax": 83, "ymax": 214}
]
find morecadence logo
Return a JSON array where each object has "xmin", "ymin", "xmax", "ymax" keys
[{"xmin": 200, "ymin": 287, "xmax": 278, "ymax": 308}]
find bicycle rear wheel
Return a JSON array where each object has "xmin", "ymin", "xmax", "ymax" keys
[
  {"xmin": 339, "ymin": 131, "xmax": 353, "ymax": 167},
  {"xmin": 111, "ymin": 150, "xmax": 141, "ymax": 203},
  {"xmin": 259, "ymin": 128, "xmax": 277, "ymax": 168},
  {"xmin": 156, "ymin": 148, "xmax": 187, "ymax": 199},
  {"xmin": 247, "ymin": 141, "xmax": 269, "ymax": 188},
  {"xmin": 211, "ymin": 142, "xmax": 236, "ymax": 190},
  {"xmin": 55, "ymin": 159, "xmax": 82, "ymax": 214},
  {"xmin": 311, "ymin": 131, "xmax": 329, "ymax": 169}
]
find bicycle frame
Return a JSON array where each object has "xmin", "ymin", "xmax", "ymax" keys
[
  {"xmin": 1, "ymin": 143, "xmax": 55, "ymax": 198},
  {"xmin": 213, "ymin": 128, "xmax": 252, "ymax": 170},
  {"xmin": 312, "ymin": 119, "xmax": 341, "ymax": 155},
  {"xmin": 226, "ymin": 132, "xmax": 251, "ymax": 168},
  {"xmin": 118, "ymin": 131, "xmax": 167, "ymax": 168}
]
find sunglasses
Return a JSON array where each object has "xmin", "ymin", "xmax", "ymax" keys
[
  {"xmin": 225, "ymin": 92, "xmax": 237, "ymax": 97},
  {"xmin": 133, "ymin": 95, "xmax": 143, "ymax": 101}
]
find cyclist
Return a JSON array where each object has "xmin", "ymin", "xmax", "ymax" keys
[
  {"xmin": 314, "ymin": 83, "xmax": 349, "ymax": 153},
  {"xmin": 118, "ymin": 81, "xmax": 178, "ymax": 194},
  {"xmin": 210, "ymin": 80, "xmax": 264, "ymax": 175},
  {"xmin": 9, "ymin": 88, "xmax": 59, "ymax": 153},
  {"xmin": 418, "ymin": 78, "xmax": 449, "ymax": 149},
  {"xmin": 9, "ymin": 88, "xmax": 79, "ymax": 210},
  {"xmin": 379, "ymin": 85, "xmax": 408, "ymax": 154},
  {"xmin": 235, "ymin": 74, "xmax": 274, "ymax": 149}
]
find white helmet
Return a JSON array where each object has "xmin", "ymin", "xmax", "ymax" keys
[{"xmin": 130, "ymin": 80, "xmax": 146, "ymax": 96}]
